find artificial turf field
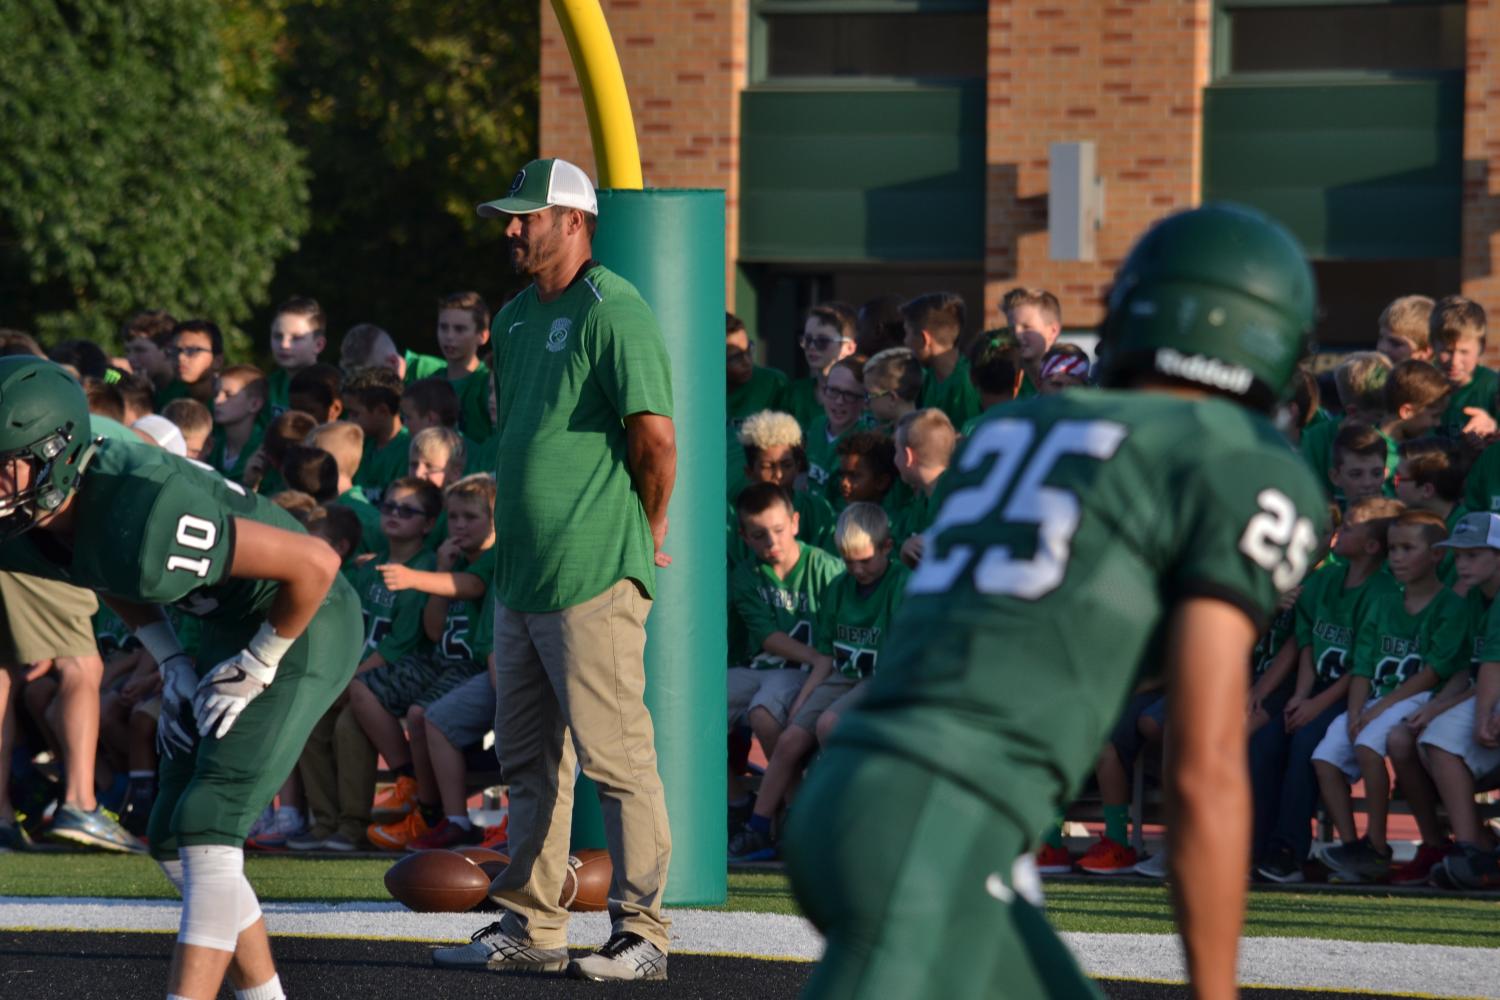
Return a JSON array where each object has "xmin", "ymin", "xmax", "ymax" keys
[{"xmin": 0, "ymin": 853, "xmax": 1496, "ymax": 999}]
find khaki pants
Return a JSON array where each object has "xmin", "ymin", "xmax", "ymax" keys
[
  {"xmin": 297, "ymin": 701, "xmax": 377, "ymax": 843},
  {"xmin": 490, "ymin": 578, "xmax": 672, "ymax": 951}
]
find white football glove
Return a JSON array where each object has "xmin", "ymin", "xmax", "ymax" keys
[
  {"xmin": 156, "ymin": 654, "xmax": 199, "ymax": 760},
  {"xmin": 192, "ymin": 622, "xmax": 293, "ymax": 740}
]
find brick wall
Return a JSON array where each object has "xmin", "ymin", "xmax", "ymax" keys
[
  {"xmin": 538, "ymin": 0, "xmax": 747, "ymax": 303},
  {"xmin": 1462, "ymin": 0, "xmax": 1500, "ymax": 363},
  {"xmin": 984, "ymin": 0, "xmax": 1210, "ymax": 330}
]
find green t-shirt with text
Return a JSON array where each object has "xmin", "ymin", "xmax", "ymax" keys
[
  {"xmin": 489, "ymin": 264, "xmax": 674, "ymax": 612},
  {"xmin": 817, "ymin": 562, "xmax": 911, "ymax": 680},
  {"xmin": 728, "ymin": 541, "xmax": 844, "ymax": 668},
  {"xmin": 435, "ymin": 546, "xmax": 496, "ymax": 665},
  {"xmin": 351, "ymin": 547, "xmax": 435, "ymax": 664},
  {"xmin": 1351, "ymin": 585, "xmax": 1470, "ymax": 696},
  {"xmin": 1295, "ymin": 562, "xmax": 1399, "ymax": 688},
  {"xmin": 919, "ymin": 358, "xmax": 982, "ymax": 431},
  {"xmin": 356, "ymin": 427, "xmax": 412, "ymax": 500}
]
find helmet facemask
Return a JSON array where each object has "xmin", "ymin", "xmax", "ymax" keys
[{"xmin": 0, "ymin": 427, "xmax": 80, "ymax": 542}]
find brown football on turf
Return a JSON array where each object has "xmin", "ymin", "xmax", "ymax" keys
[
  {"xmin": 384, "ymin": 849, "xmax": 490, "ymax": 913},
  {"xmin": 568, "ymin": 849, "xmax": 612, "ymax": 912},
  {"xmin": 453, "ymin": 846, "xmax": 507, "ymax": 866},
  {"xmin": 477, "ymin": 854, "xmax": 580, "ymax": 909}
]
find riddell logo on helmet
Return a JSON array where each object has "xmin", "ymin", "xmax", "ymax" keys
[{"xmin": 1154, "ymin": 348, "xmax": 1253, "ymax": 395}]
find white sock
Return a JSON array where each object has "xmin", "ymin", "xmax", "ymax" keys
[
  {"xmin": 234, "ymin": 974, "xmax": 285, "ymax": 1000},
  {"xmin": 447, "ymin": 815, "xmax": 472, "ymax": 830}
]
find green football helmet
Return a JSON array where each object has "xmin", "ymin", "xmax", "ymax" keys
[
  {"xmin": 0, "ymin": 357, "xmax": 96, "ymax": 540},
  {"xmin": 1096, "ymin": 202, "xmax": 1316, "ymax": 410}
]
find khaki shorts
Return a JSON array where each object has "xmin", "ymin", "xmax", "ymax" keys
[
  {"xmin": 791, "ymin": 673, "xmax": 858, "ymax": 733},
  {"xmin": 727, "ymin": 666, "xmax": 805, "ymax": 728},
  {"xmin": 0, "ymin": 571, "xmax": 99, "ymax": 664}
]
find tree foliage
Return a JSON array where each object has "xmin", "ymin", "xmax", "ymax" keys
[
  {"xmin": 260, "ymin": 0, "xmax": 539, "ymax": 355},
  {"xmin": 0, "ymin": 0, "xmax": 309, "ymax": 354}
]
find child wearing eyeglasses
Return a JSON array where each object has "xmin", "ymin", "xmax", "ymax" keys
[
  {"xmin": 360, "ymin": 474, "xmax": 498, "ymax": 850},
  {"xmin": 805, "ymin": 356, "xmax": 869, "ymax": 498},
  {"xmin": 158, "ymin": 319, "xmax": 224, "ymax": 407},
  {"xmin": 785, "ymin": 304, "xmax": 859, "ymax": 431}
]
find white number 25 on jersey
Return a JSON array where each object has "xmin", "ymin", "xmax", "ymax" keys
[{"xmin": 1239, "ymin": 489, "xmax": 1317, "ymax": 592}]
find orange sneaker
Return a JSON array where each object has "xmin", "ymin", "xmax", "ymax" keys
[
  {"xmin": 1034, "ymin": 843, "xmax": 1074, "ymax": 874},
  {"xmin": 1078, "ymin": 836, "xmax": 1138, "ymax": 875},
  {"xmin": 479, "ymin": 815, "xmax": 508, "ymax": 850},
  {"xmin": 367, "ymin": 809, "xmax": 429, "ymax": 851},
  {"xmin": 371, "ymin": 775, "xmax": 418, "ymax": 822}
]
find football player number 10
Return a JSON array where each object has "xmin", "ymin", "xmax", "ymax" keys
[
  {"xmin": 166, "ymin": 514, "xmax": 218, "ymax": 578},
  {"xmin": 909, "ymin": 418, "xmax": 1316, "ymax": 600}
]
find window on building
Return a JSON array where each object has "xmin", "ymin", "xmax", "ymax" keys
[
  {"xmin": 762, "ymin": 12, "xmax": 986, "ymax": 79},
  {"xmin": 1223, "ymin": 2, "xmax": 1465, "ymax": 76}
]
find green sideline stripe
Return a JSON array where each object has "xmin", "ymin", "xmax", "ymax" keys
[{"xmin": 0, "ymin": 855, "xmax": 1493, "ymax": 949}]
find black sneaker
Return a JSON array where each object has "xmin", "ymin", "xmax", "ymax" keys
[
  {"xmin": 728, "ymin": 823, "xmax": 776, "ymax": 862},
  {"xmin": 1323, "ymin": 836, "xmax": 1391, "ymax": 884},
  {"xmin": 568, "ymin": 932, "xmax": 668, "ymax": 982},
  {"xmin": 1433, "ymin": 843, "xmax": 1500, "ymax": 890},
  {"xmin": 1254, "ymin": 845, "xmax": 1305, "ymax": 884},
  {"xmin": 0, "ymin": 822, "xmax": 31, "ymax": 852}
]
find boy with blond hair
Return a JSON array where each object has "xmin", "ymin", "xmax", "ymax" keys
[
  {"xmin": 344, "ymin": 366, "xmax": 409, "ymax": 499},
  {"xmin": 1299, "ymin": 351, "xmax": 1392, "ymax": 488},
  {"xmin": 902, "ymin": 292, "xmax": 980, "ymax": 429},
  {"xmin": 732, "ymin": 410, "xmax": 837, "ymax": 558},
  {"xmin": 1255, "ymin": 497, "xmax": 1405, "ymax": 882},
  {"xmin": 409, "ymin": 426, "xmax": 467, "ymax": 490},
  {"xmin": 209, "ymin": 364, "xmax": 268, "ymax": 482},
  {"xmin": 862, "ymin": 347, "xmax": 923, "ymax": 432},
  {"xmin": 162, "ymin": 398, "xmax": 212, "ymax": 463},
  {"xmin": 1431, "ymin": 295, "xmax": 1499, "ymax": 440},
  {"xmin": 892, "ymin": 408, "xmax": 955, "ymax": 562},
  {"xmin": 1003, "ymin": 287, "xmax": 1063, "ymax": 399},
  {"xmin": 437, "ymin": 291, "xmax": 494, "ymax": 442},
  {"xmin": 730, "ymin": 501, "xmax": 908, "ymax": 862},
  {"xmin": 1317, "ymin": 510, "xmax": 1470, "ymax": 883},
  {"xmin": 1376, "ymin": 295, "xmax": 1436, "ymax": 364},
  {"xmin": 308, "ymin": 421, "xmax": 382, "ymax": 553}
]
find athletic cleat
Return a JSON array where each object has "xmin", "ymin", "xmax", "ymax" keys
[
  {"xmin": 371, "ymin": 776, "xmax": 419, "ymax": 822},
  {"xmin": 368, "ymin": 810, "xmax": 429, "ymax": 851},
  {"xmin": 568, "ymin": 932, "xmax": 667, "ymax": 982},
  {"xmin": 1433, "ymin": 843, "xmax": 1500, "ymax": 890},
  {"xmin": 1132, "ymin": 851, "xmax": 1168, "ymax": 880},
  {"xmin": 0, "ymin": 822, "xmax": 31, "ymax": 852},
  {"xmin": 1077, "ymin": 836, "xmax": 1137, "ymax": 875},
  {"xmin": 431, "ymin": 910, "xmax": 568, "ymax": 972},
  {"xmin": 46, "ymin": 803, "xmax": 146, "ymax": 853},
  {"xmin": 728, "ymin": 823, "xmax": 776, "ymax": 862},
  {"xmin": 1254, "ymin": 846, "xmax": 1305, "ymax": 884},
  {"xmin": 1323, "ymin": 836, "xmax": 1391, "ymax": 884},
  {"xmin": 322, "ymin": 832, "xmax": 359, "ymax": 852},
  {"xmin": 1033, "ymin": 843, "xmax": 1074, "ymax": 874},
  {"xmin": 406, "ymin": 818, "xmax": 483, "ymax": 852},
  {"xmin": 1390, "ymin": 841, "xmax": 1453, "ymax": 886}
]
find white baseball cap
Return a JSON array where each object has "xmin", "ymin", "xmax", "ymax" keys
[
  {"xmin": 1435, "ymin": 512, "xmax": 1500, "ymax": 551},
  {"xmin": 132, "ymin": 414, "xmax": 187, "ymax": 457},
  {"xmin": 477, "ymin": 158, "xmax": 597, "ymax": 217}
]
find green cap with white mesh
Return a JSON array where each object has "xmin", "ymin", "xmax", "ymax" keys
[{"xmin": 477, "ymin": 158, "xmax": 598, "ymax": 217}]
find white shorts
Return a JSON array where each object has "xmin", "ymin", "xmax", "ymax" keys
[
  {"xmin": 1417, "ymin": 698, "xmax": 1500, "ymax": 783},
  {"xmin": 1312, "ymin": 692, "xmax": 1433, "ymax": 782},
  {"xmin": 727, "ymin": 666, "xmax": 805, "ymax": 728}
]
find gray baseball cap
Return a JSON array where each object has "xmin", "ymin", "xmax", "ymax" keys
[{"xmin": 1435, "ymin": 512, "xmax": 1500, "ymax": 550}]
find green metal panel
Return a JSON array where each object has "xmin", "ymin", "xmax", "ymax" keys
[
  {"xmin": 588, "ymin": 188, "xmax": 728, "ymax": 906},
  {"xmin": 1202, "ymin": 76, "xmax": 1462, "ymax": 259},
  {"xmin": 739, "ymin": 83, "xmax": 984, "ymax": 262}
]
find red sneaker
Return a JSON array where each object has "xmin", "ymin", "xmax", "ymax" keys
[
  {"xmin": 1391, "ymin": 840, "xmax": 1453, "ymax": 886},
  {"xmin": 1078, "ymin": 836, "xmax": 1138, "ymax": 875},
  {"xmin": 479, "ymin": 815, "xmax": 509, "ymax": 850},
  {"xmin": 1034, "ymin": 843, "xmax": 1074, "ymax": 874}
]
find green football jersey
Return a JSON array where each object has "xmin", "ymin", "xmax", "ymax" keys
[
  {"xmin": 1351, "ymin": 586, "xmax": 1470, "ymax": 697},
  {"xmin": 729, "ymin": 541, "xmax": 845, "ymax": 668},
  {"xmin": 729, "ymin": 366, "xmax": 788, "ymax": 425},
  {"xmin": 334, "ymin": 486, "xmax": 384, "ymax": 555},
  {"xmin": 804, "ymin": 414, "xmax": 858, "ymax": 499},
  {"xmin": 1441, "ymin": 365, "xmax": 1500, "ymax": 439},
  {"xmin": 0, "ymin": 436, "xmax": 315, "ymax": 623},
  {"xmin": 726, "ymin": 487, "xmax": 839, "ymax": 567},
  {"xmin": 1295, "ymin": 563, "xmax": 1399, "ymax": 688},
  {"xmin": 489, "ymin": 264, "xmax": 674, "ymax": 613},
  {"xmin": 435, "ymin": 545, "xmax": 497, "ymax": 665},
  {"xmin": 450, "ymin": 363, "xmax": 494, "ymax": 443},
  {"xmin": 356, "ymin": 427, "xmax": 411, "ymax": 499},
  {"xmin": 830, "ymin": 391, "xmax": 1328, "ymax": 820},
  {"xmin": 919, "ymin": 358, "xmax": 982, "ymax": 430},
  {"xmin": 350, "ymin": 547, "xmax": 436, "ymax": 664},
  {"xmin": 1251, "ymin": 607, "xmax": 1296, "ymax": 680},
  {"xmin": 817, "ymin": 562, "xmax": 911, "ymax": 680}
]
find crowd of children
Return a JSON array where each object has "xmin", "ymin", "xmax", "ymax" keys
[{"xmin": 4, "ymin": 280, "xmax": 1499, "ymax": 891}]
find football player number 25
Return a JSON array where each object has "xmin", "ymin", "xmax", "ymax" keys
[
  {"xmin": 909, "ymin": 419, "xmax": 1128, "ymax": 599},
  {"xmin": 165, "ymin": 514, "xmax": 217, "ymax": 578}
]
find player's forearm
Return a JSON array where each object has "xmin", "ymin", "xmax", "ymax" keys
[
  {"xmin": 1476, "ymin": 663, "xmax": 1500, "ymax": 722},
  {"xmin": 1347, "ymin": 676, "xmax": 1372, "ymax": 715},
  {"xmin": 231, "ymin": 518, "xmax": 341, "ymax": 642},
  {"xmin": 102, "ymin": 596, "xmax": 169, "ymax": 631},
  {"xmin": 761, "ymin": 632, "xmax": 821, "ymax": 666},
  {"xmin": 399, "ymin": 569, "xmax": 484, "ymax": 600},
  {"xmin": 1383, "ymin": 668, "xmax": 1439, "ymax": 707},
  {"xmin": 1254, "ymin": 637, "xmax": 1298, "ymax": 697},
  {"xmin": 1291, "ymin": 648, "xmax": 1315, "ymax": 699}
]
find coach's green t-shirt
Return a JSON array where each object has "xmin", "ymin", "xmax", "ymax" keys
[
  {"xmin": 729, "ymin": 541, "xmax": 844, "ymax": 668},
  {"xmin": 1351, "ymin": 586, "xmax": 1469, "ymax": 697},
  {"xmin": 489, "ymin": 264, "xmax": 673, "ymax": 612},
  {"xmin": 351, "ymin": 547, "xmax": 435, "ymax": 664},
  {"xmin": 1295, "ymin": 562, "xmax": 1398, "ymax": 688},
  {"xmin": 1441, "ymin": 365, "xmax": 1500, "ymax": 439},
  {"xmin": 356, "ymin": 427, "xmax": 411, "ymax": 500},
  {"xmin": 920, "ymin": 358, "xmax": 982, "ymax": 431},
  {"xmin": 833, "ymin": 391, "xmax": 1328, "ymax": 826},
  {"xmin": 817, "ymin": 562, "xmax": 911, "ymax": 680}
]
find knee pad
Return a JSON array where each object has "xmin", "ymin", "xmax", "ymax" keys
[{"xmin": 178, "ymin": 845, "xmax": 249, "ymax": 952}]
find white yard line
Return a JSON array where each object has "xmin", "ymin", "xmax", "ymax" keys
[{"xmin": 1, "ymin": 898, "xmax": 1496, "ymax": 998}]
